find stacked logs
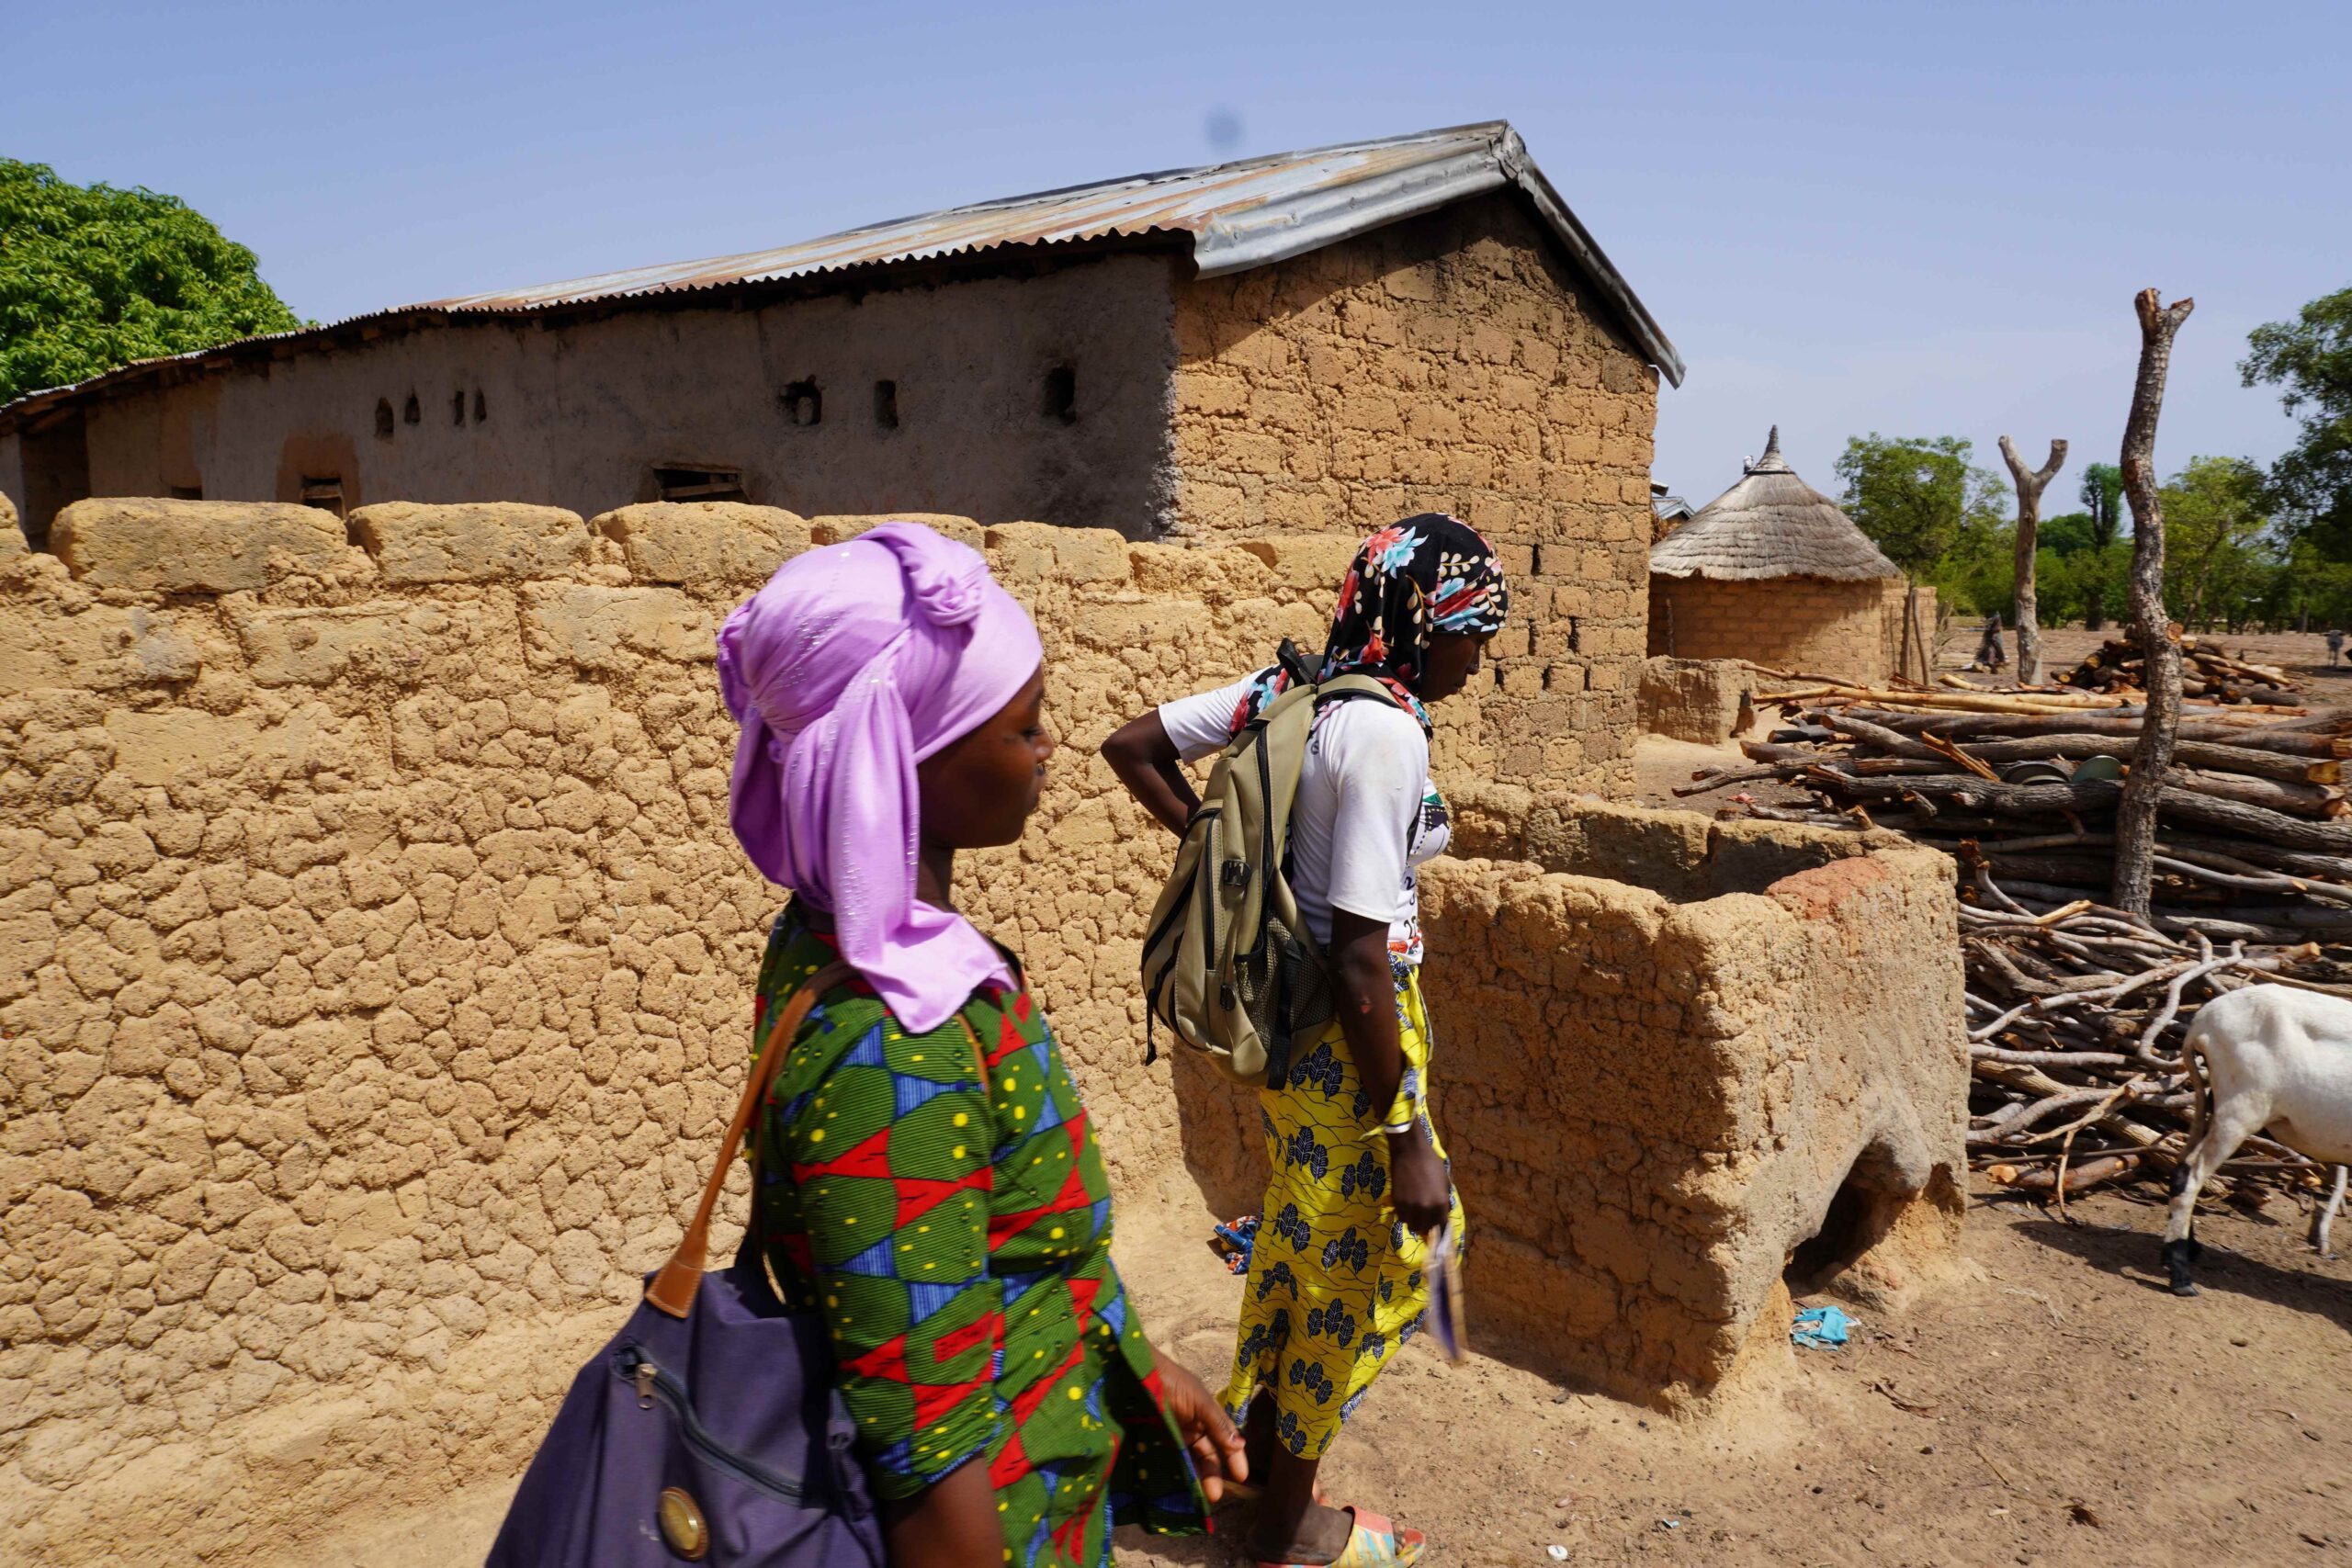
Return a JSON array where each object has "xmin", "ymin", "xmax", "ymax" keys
[
  {"xmin": 1682, "ymin": 677, "xmax": 2352, "ymax": 1199},
  {"xmin": 1958, "ymin": 897, "xmax": 2338, "ymax": 1199},
  {"xmin": 2064, "ymin": 636, "xmax": 2302, "ymax": 705}
]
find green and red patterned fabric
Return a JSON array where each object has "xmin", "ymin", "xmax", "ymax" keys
[{"xmin": 751, "ymin": 908, "xmax": 1209, "ymax": 1567}]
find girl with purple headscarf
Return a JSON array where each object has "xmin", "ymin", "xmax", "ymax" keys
[{"xmin": 719, "ymin": 524, "xmax": 1243, "ymax": 1567}]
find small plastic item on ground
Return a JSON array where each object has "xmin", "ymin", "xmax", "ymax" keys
[
  {"xmin": 1208, "ymin": 1213, "xmax": 1260, "ymax": 1274},
  {"xmin": 1792, "ymin": 1304, "xmax": 1854, "ymax": 1348},
  {"xmin": 1546, "ymin": 1546, "xmax": 1569, "ymax": 1561}
]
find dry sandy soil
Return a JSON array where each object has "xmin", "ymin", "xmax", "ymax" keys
[{"xmin": 301, "ymin": 1184, "xmax": 2349, "ymax": 1568}]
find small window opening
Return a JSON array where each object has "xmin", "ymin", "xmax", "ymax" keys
[
  {"xmin": 473, "ymin": 388, "xmax": 488, "ymax": 423},
  {"xmin": 402, "ymin": 393, "xmax": 421, "ymax": 425},
  {"xmin": 873, "ymin": 379, "xmax": 899, "ymax": 430},
  {"xmin": 651, "ymin": 465, "xmax": 748, "ymax": 503},
  {"xmin": 374, "ymin": 399, "xmax": 395, "ymax": 439},
  {"xmin": 451, "ymin": 389, "xmax": 468, "ymax": 426},
  {"xmin": 298, "ymin": 476, "xmax": 346, "ymax": 519},
  {"xmin": 779, "ymin": 378, "xmax": 822, "ymax": 426},
  {"xmin": 167, "ymin": 484, "xmax": 202, "ymax": 501},
  {"xmin": 1042, "ymin": 365, "xmax": 1076, "ymax": 424}
]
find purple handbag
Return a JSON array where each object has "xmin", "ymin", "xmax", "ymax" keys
[{"xmin": 487, "ymin": 962, "xmax": 886, "ymax": 1568}]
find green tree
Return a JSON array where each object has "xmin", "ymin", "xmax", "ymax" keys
[
  {"xmin": 2038, "ymin": 511, "xmax": 2096, "ymax": 557},
  {"xmin": 1835, "ymin": 434, "xmax": 2004, "ymax": 575},
  {"xmin": 1835, "ymin": 434, "xmax": 2011, "ymax": 614},
  {"xmin": 2241, "ymin": 286, "xmax": 2352, "ymax": 559},
  {"xmin": 2160, "ymin": 456, "xmax": 2272, "ymax": 630},
  {"xmin": 0, "ymin": 160, "xmax": 304, "ymax": 403},
  {"xmin": 2077, "ymin": 461, "xmax": 2125, "ymax": 628}
]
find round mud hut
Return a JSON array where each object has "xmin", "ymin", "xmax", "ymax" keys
[{"xmin": 1647, "ymin": 427, "xmax": 1916, "ymax": 683}]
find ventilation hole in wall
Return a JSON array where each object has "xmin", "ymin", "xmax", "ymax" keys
[
  {"xmin": 374, "ymin": 399, "xmax": 395, "ymax": 439},
  {"xmin": 167, "ymin": 484, "xmax": 203, "ymax": 501},
  {"xmin": 1783, "ymin": 1146, "xmax": 1905, "ymax": 1295},
  {"xmin": 1042, "ymin": 365, "xmax": 1076, "ymax": 424},
  {"xmin": 651, "ymin": 465, "xmax": 748, "ymax": 503},
  {"xmin": 473, "ymin": 389, "xmax": 488, "ymax": 423},
  {"xmin": 403, "ymin": 393, "xmax": 421, "ymax": 425},
  {"xmin": 452, "ymin": 389, "xmax": 468, "ymax": 426},
  {"xmin": 873, "ymin": 379, "xmax": 899, "ymax": 430},
  {"xmin": 779, "ymin": 379, "xmax": 822, "ymax": 427},
  {"xmin": 298, "ymin": 476, "xmax": 346, "ymax": 519}
]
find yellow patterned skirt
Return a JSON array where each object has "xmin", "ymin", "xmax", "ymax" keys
[{"xmin": 1220, "ymin": 967, "xmax": 1465, "ymax": 1459}]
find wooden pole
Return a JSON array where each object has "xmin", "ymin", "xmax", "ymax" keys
[
  {"xmin": 1999, "ymin": 435, "xmax": 2069, "ymax": 685},
  {"xmin": 2112, "ymin": 288, "xmax": 2196, "ymax": 917}
]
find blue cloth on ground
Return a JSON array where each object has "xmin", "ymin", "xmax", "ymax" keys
[{"xmin": 1792, "ymin": 1304, "xmax": 1853, "ymax": 1348}]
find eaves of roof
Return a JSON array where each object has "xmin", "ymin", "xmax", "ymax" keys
[{"xmin": 0, "ymin": 120, "xmax": 1681, "ymax": 434}]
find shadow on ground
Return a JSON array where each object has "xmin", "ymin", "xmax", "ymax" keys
[{"xmin": 2013, "ymin": 1213, "xmax": 2352, "ymax": 1333}]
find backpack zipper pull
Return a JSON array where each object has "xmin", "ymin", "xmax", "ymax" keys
[{"xmin": 635, "ymin": 1359, "xmax": 659, "ymax": 1409}]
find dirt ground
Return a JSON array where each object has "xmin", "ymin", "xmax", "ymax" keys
[{"xmin": 299, "ymin": 1184, "xmax": 2350, "ymax": 1568}]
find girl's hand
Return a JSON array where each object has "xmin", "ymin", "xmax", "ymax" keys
[
  {"xmin": 1385, "ymin": 1122, "xmax": 1452, "ymax": 1237},
  {"xmin": 1155, "ymin": 1357, "xmax": 1248, "ymax": 1502}
]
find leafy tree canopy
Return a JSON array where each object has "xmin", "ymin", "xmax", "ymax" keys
[
  {"xmin": 2039, "ymin": 511, "xmax": 2098, "ymax": 557},
  {"xmin": 2241, "ymin": 286, "xmax": 2352, "ymax": 558},
  {"xmin": 1834, "ymin": 433, "xmax": 2007, "ymax": 581},
  {"xmin": 0, "ymin": 159, "xmax": 304, "ymax": 404},
  {"xmin": 2078, "ymin": 462, "xmax": 2124, "ymax": 547}
]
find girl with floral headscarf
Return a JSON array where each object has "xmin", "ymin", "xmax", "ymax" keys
[{"xmin": 1104, "ymin": 514, "xmax": 1510, "ymax": 1568}]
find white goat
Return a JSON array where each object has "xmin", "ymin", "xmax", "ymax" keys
[{"xmin": 2162, "ymin": 984, "xmax": 2352, "ymax": 1295}]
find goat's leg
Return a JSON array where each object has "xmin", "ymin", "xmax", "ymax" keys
[
  {"xmin": 2312, "ymin": 1166, "xmax": 2348, "ymax": 1259},
  {"xmin": 2162, "ymin": 1102, "xmax": 2266, "ymax": 1296}
]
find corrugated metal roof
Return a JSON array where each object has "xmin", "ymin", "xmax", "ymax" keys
[{"xmin": 0, "ymin": 120, "xmax": 1681, "ymax": 429}]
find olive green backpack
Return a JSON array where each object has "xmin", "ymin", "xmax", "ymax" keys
[{"xmin": 1138, "ymin": 642, "xmax": 1399, "ymax": 1087}]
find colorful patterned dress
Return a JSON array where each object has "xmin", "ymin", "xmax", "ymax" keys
[
  {"xmin": 751, "ymin": 908, "xmax": 1208, "ymax": 1567},
  {"xmin": 1219, "ymin": 967, "xmax": 1464, "ymax": 1461}
]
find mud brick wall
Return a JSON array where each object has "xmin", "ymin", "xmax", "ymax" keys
[
  {"xmin": 1647, "ymin": 572, "xmax": 1894, "ymax": 685},
  {"xmin": 1173, "ymin": 786, "xmax": 1971, "ymax": 1407},
  {"xmin": 1422, "ymin": 787, "xmax": 1969, "ymax": 1406},
  {"xmin": 1170, "ymin": 193, "xmax": 1657, "ymax": 796},
  {"xmin": 0, "ymin": 497, "xmax": 1523, "ymax": 1566}
]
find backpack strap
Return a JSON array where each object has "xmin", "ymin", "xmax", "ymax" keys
[{"xmin": 647, "ymin": 959, "xmax": 855, "ymax": 1318}]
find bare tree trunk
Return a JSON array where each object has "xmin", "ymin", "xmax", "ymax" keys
[
  {"xmin": 1999, "ymin": 435, "xmax": 2069, "ymax": 684},
  {"xmin": 2113, "ymin": 288, "xmax": 2196, "ymax": 917}
]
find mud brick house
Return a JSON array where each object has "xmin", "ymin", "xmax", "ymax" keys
[
  {"xmin": 0, "ymin": 120, "xmax": 1684, "ymax": 790},
  {"xmin": 1647, "ymin": 426, "xmax": 1926, "ymax": 684}
]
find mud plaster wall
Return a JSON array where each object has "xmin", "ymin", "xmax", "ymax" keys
[
  {"xmin": 24, "ymin": 253, "xmax": 1179, "ymax": 540},
  {"xmin": 1646, "ymin": 573, "xmax": 1894, "ymax": 685},
  {"xmin": 1174, "ymin": 787, "xmax": 1970, "ymax": 1408},
  {"xmin": 1429, "ymin": 794, "xmax": 1968, "ymax": 1405},
  {"xmin": 0, "ymin": 497, "xmax": 1523, "ymax": 1565},
  {"xmin": 1170, "ymin": 193, "xmax": 1659, "ymax": 797}
]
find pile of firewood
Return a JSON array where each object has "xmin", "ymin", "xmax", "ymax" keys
[
  {"xmin": 1682, "ymin": 674, "xmax": 2352, "ymax": 1199},
  {"xmin": 2064, "ymin": 637, "xmax": 2302, "ymax": 705},
  {"xmin": 1959, "ymin": 894, "xmax": 2340, "ymax": 1199},
  {"xmin": 1689, "ymin": 682, "xmax": 2351, "ymax": 945}
]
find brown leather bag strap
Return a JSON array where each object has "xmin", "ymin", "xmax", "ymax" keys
[{"xmin": 646, "ymin": 959, "xmax": 855, "ymax": 1319}]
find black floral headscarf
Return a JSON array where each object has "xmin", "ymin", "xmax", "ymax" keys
[{"xmin": 1220, "ymin": 513, "xmax": 1510, "ymax": 737}]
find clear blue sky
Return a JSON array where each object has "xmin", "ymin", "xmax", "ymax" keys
[{"xmin": 8, "ymin": 0, "xmax": 2346, "ymax": 513}]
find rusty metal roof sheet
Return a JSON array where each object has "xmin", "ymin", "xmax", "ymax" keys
[{"xmin": 0, "ymin": 120, "xmax": 1679, "ymax": 430}]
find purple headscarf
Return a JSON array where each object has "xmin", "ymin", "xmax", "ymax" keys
[{"xmin": 718, "ymin": 523, "xmax": 1045, "ymax": 1033}]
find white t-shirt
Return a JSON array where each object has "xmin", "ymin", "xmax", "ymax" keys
[{"xmin": 1157, "ymin": 674, "xmax": 1450, "ymax": 965}]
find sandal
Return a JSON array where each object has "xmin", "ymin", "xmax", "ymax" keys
[{"xmin": 1255, "ymin": 1506, "xmax": 1424, "ymax": 1568}]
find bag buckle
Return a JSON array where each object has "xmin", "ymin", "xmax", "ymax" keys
[{"xmin": 1220, "ymin": 859, "xmax": 1251, "ymax": 889}]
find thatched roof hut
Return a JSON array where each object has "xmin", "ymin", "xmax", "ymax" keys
[
  {"xmin": 1646, "ymin": 427, "xmax": 1922, "ymax": 685},
  {"xmin": 1649, "ymin": 427, "xmax": 1900, "ymax": 581}
]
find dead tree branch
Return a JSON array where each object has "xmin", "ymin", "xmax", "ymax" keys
[
  {"xmin": 1999, "ymin": 435, "xmax": 2068, "ymax": 686},
  {"xmin": 2114, "ymin": 288, "xmax": 2195, "ymax": 917}
]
